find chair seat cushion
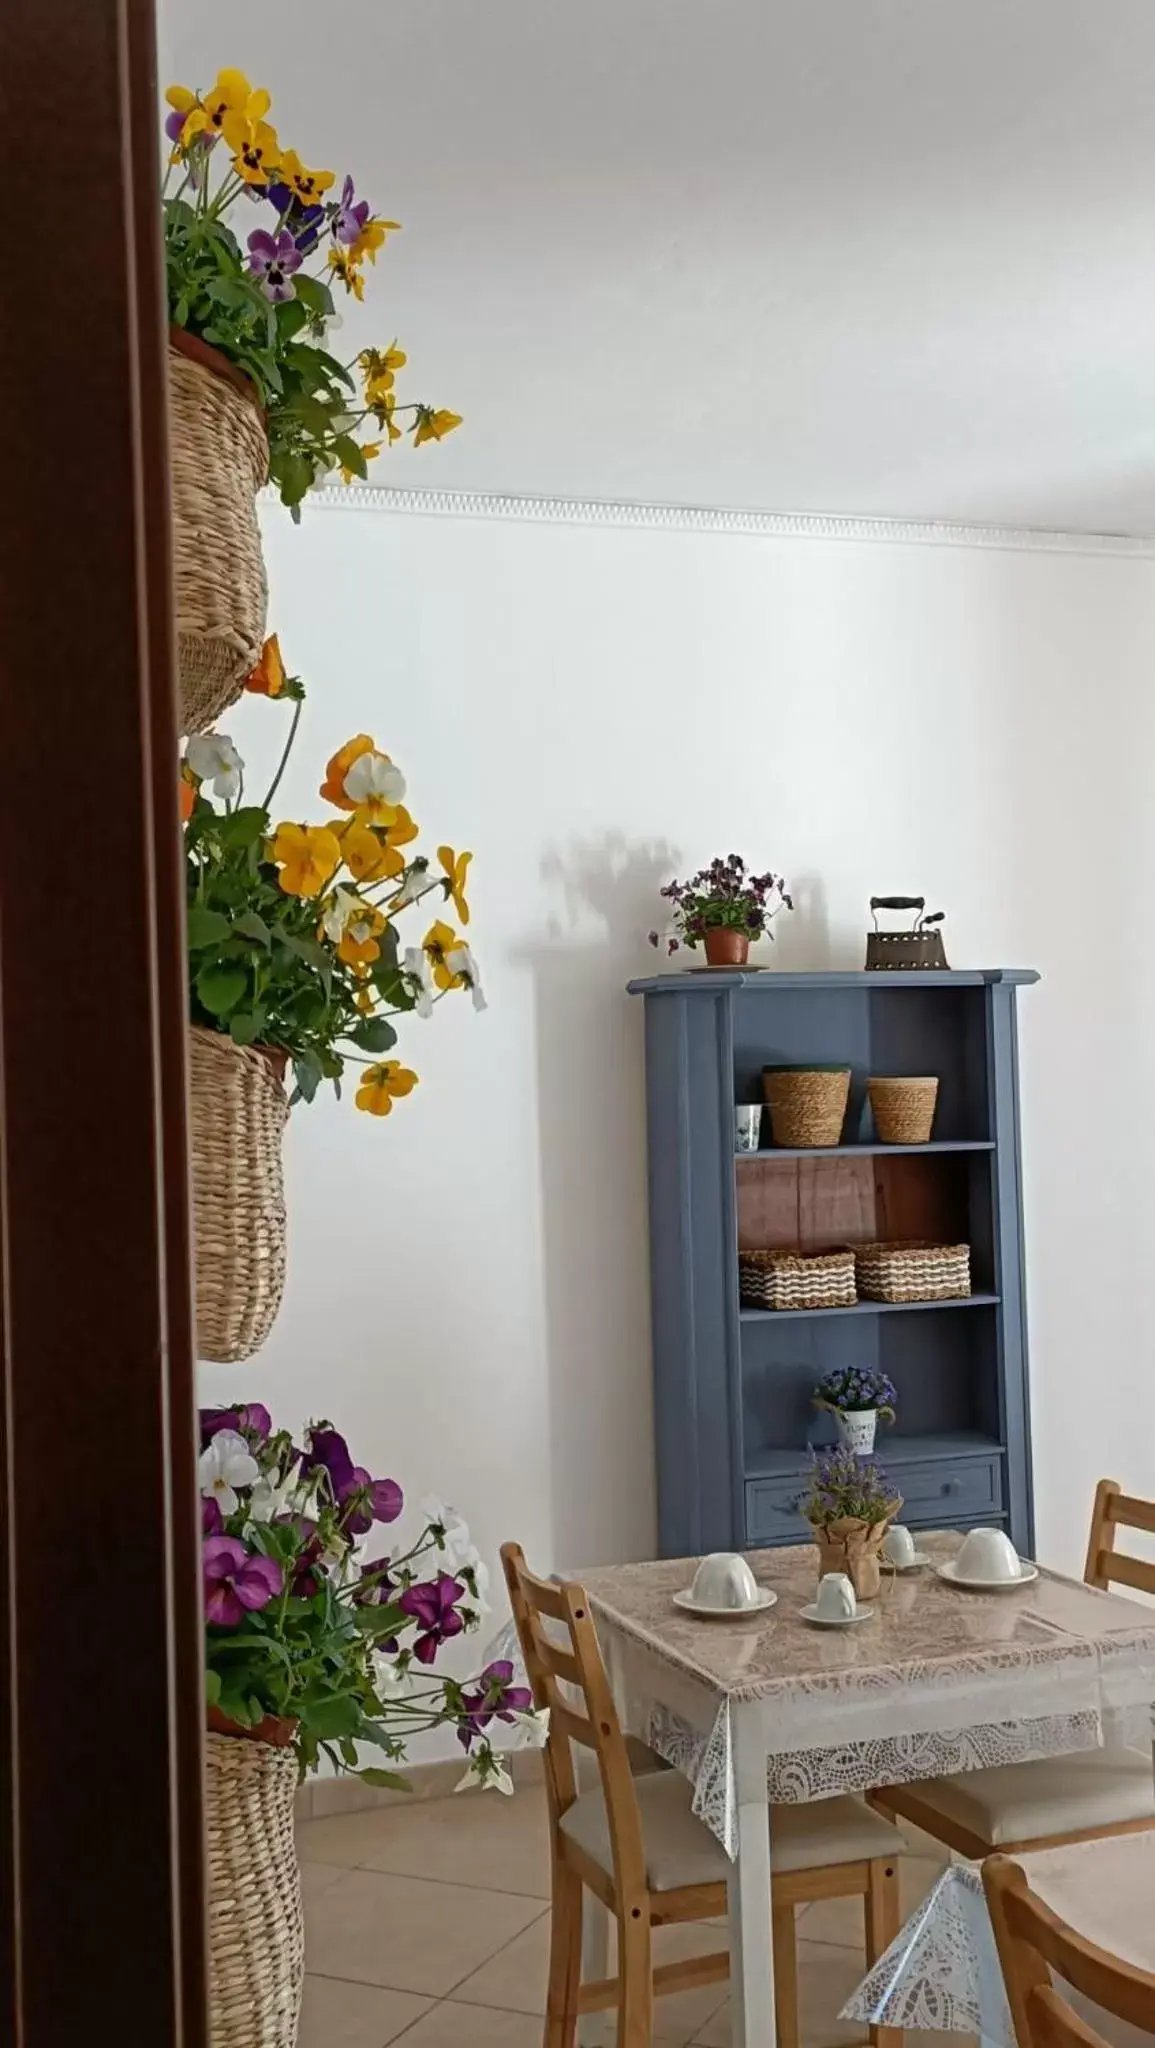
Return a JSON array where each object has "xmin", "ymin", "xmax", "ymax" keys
[
  {"xmin": 559, "ymin": 1768, "xmax": 901, "ymax": 1893},
  {"xmin": 894, "ymin": 1748, "xmax": 1155, "ymax": 1848}
]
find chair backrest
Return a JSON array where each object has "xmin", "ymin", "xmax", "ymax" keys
[
  {"xmin": 984, "ymin": 1854, "xmax": 1155, "ymax": 2048},
  {"xmin": 1083, "ymin": 1479, "xmax": 1155, "ymax": 1598},
  {"xmin": 501, "ymin": 1541, "xmax": 648, "ymax": 1901}
]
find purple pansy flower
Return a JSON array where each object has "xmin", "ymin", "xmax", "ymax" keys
[
  {"xmin": 301, "ymin": 1425, "xmax": 356, "ymax": 1500},
  {"xmin": 200, "ymin": 1403, "xmax": 272, "ymax": 1450},
  {"xmin": 247, "ymin": 227, "xmax": 302, "ymax": 302},
  {"xmin": 203, "ymin": 1536, "xmax": 283, "ymax": 1627},
  {"xmin": 399, "ymin": 1573, "xmax": 466, "ymax": 1664},
  {"xmin": 456, "ymin": 1660, "xmax": 534, "ymax": 1750},
  {"xmin": 202, "ymin": 1495, "xmax": 223, "ymax": 1538},
  {"xmin": 266, "ymin": 182, "xmax": 325, "ymax": 252},
  {"xmin": 165, "ymin": 107, "xmax": 188, "ymax": 145},
  {"xmin": 341, "ymin": 1469, "xmax": 405, "ymax": 1537},
  {"xmin": 333, "ymin": 173, "xmax": 370, "ymax": 246}
]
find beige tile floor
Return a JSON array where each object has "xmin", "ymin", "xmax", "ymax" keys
[{"xmin": 297, "ymin": 1786, "xmax": 959, "ymax": 2048}]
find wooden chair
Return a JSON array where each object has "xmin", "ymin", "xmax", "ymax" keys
[
  {"xmin": 984, "ymin": 1851, "xmax": 1155, "ymax": 2048},
  {"xmin": 869, "ymin": 1482, "xmax": 1155, "ymax": 1860},
  {"xmin": 501, "ymin": 1541, "xmax": 904, "ymax": 2048}
]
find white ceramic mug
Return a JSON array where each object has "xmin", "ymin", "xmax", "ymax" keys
[
  {"xmin": 882, "ymin": 1523, "xmax": 917, "ymax": 1567},
  {"xmin": 734, "ymin": 1105, "xmax": 763, "ymax": 1153},
  {"xmin": 956, "ymin": 1527, "xmax": 1021, "ymax": 1582},
  {"xmin": 814, "ymin": 1571, "xmax": 857, "ymax": 1620},
  {"xmin": 692, "ymin": 1552, "xmax": 760, "ymax": 1610}
]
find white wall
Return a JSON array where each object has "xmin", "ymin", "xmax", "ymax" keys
[{"xmin": 200, "ymin": 499, "xmax": 1155, "ymax": 1696}]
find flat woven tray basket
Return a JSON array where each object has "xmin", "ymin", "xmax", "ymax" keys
[
  {"xmin": 854, "ymin": 1241, "xmax": 971, "ymax": 1304},
  {"xmin": 739, "ymin": 1248, "xmax": 857, "ymax": 1312}
]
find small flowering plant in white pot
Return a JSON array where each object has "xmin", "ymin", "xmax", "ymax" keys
[
  {"xmin": 813, "ymin": 1365, "xmax": 897, "ymax": 1457},
  {"xmin": 200, "ymin": 1402, "xmax": 546, "ymax": 1790}
]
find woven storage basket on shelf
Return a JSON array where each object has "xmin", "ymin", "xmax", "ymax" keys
[
  {"xmin": 855, "ymin": 1240, "xmax": 970, "ymax": 1304},
  {"xmin": 762, "ymin": 1066, "xmax": 851, "ymax": 1148},
  {"xmin": 868, "ymin": 1075, "xmax": 939, "ymax": 1145},
  {"xmin": 169, "ymin": 332, "xmax": 269, "ymax": 734},
  {"xmin": 190, "ymin": 1026, "xmax": 289, "ymax": 1363},
  {"xmin": 205, "ymin": 1731, "xmax": 303, "ymax": 2048},
  {"xmin": 739, "ymin": 1248, "xmax": 857, "ymax": 1312}
]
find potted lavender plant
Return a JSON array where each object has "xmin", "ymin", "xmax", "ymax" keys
[
  {"xmin": 649, "ymin": 854, "xmax": 792, "ymax": 968},
  {"xmin": 799, "ymin": 1445, "xmax": 903, "ymax": 1599},
  {"xmin": 814, "ymin": 1365, "xmax": 897, "ymax": 1455}
]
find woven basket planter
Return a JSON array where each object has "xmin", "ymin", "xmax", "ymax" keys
[
  {"xmin": 868, "ymin": 1075, "xmax": 938, "ymax": 1145},
  {"xmin": 739, "ymin": 1248, "xmax": 857, "ymax": 1312},
  {"xmin": 762, "ymin": 1066, "xmax": 851, "ymax": 1148},
  {"xmin": 810, "ymin": 1504, "xmax": 903, "ymax": 1600},
  {"xmin": 206, "ymin": 1730, "xmax": 303, "ymax": 2048},
  {"xmin": 855, "ymin": 1240, "xmax": 971, "ymax": 1304},
  {"xmin": 190, "ymin": 1027, "xmax": 289, "ymax": 1363},
  {"xmin": 170, "ymin": 331, "xmax": 269, "ymax": 734}
]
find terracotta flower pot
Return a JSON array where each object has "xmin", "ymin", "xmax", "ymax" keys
[
  {"xmin": 810, "ymin": 1501, "xmax": 903, "ymax": 1600},
  {"xmin": 703, "ymin": 927, "xmax": 750, "ymax": 967},
  {"xmin": 205, "ymin": 1728, "xmax": 303, "ymax": 2047},
  {"xmin": 169, "ymin": 328, "xmax": 270, "ymax": 734}
]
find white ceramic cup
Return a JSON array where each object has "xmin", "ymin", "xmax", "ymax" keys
[
  {"xmin": 882, "ymin": 1523, "xmax": 917, "ymax": 1567},
  {"xmin": 956, "ymin": 1527, "xmax": 1021, "ymax": 1582},
  {"xmin": 734, "ymin": 1105, "xmax": 763, "ymax": 1153},
  {"xmin": 814, "ymin": 1571, "xmax": 857, "ymax": 1620},
  {"xmin": 691, "ymin": 1552, "xmax": 760, "ymax": 1610}
]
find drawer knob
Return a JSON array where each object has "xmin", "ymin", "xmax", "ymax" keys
[{"xmin": 943, "ymin": 1480, "xmax": 959, "ymax": 1495}]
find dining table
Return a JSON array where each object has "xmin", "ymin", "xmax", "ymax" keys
[
  {"xmin": 574, "ymin": 1530, "xmax": 1155, "ymax": 2048},
  {"xmin": 841, "ymin": 1829, "xmax": 1155, "ymax": 2047}
]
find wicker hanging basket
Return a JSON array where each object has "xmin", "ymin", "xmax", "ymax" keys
[
  {"xmin": 205, "ymin": 1730, "xmax": 303, "ymax": 2048},
  {"xmin": 169, "ymin": 331, "xmax": 269, "ymax": 735},
  {"xmin": 189, "ymin": 1027, "xmax": 289, "ymax": 1363}
]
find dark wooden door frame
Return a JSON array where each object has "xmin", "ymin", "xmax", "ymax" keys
[{"xmin": 0, "ymin": 1, "xmax": 207, "ymax": 2040}]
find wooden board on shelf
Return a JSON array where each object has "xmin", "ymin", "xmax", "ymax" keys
[{"xmin": 736, "ymin": 1152, "xmax": 970, "ymax": 1252}]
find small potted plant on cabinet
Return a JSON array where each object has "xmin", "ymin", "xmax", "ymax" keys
[
  {"xmin": 649, "ymin": 854, "xmax": 792, "ymax": 967},
  {"xmin": 814, "ymin": 1365, "xmax": 897, "ymax": 1455}
]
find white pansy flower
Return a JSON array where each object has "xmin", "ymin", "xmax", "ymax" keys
[
  {"xmin": 199, "ymin": 1430, "xmax": 259, "ymax": 1517},
  {"xmin": 402, "ymin": 946, "xmax": 435, "ymax": 1019},
  {"xmin": 185, "ymin": 732, "xmax": 243, "ymax": 804},
  {"xmin": 343, "ymin": 751, "xmax": 406, "ymax": 810},
  {"xmin": 447, "ymin": 943, "xmax": 487, "ymax": 1013},
  {"xmin": 456, "ymin": 1753, "xmax": 514, "ymax": 1796},
  {"xmin": 509, "ymin": 1705, "xmax": 551, "ymax": 1750},
  {"xmin": 393, "ymin": 859, "xmax": 436, "ymax": 908},
  {"xmin": 321, "ymin": 885, "xmax": 360, "ymax": 943},
  {"xmin": 421, "ymin": 1496, "xmax": 474, "ymax": 1563}
]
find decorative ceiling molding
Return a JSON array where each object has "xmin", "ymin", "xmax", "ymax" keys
[{"xmin": 293, "ymin": 481, "xmax": 1155, "ymax": 558}]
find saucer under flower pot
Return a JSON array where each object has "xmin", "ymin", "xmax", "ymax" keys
[{"xmin": 703, "ymin": 928, "xmax": 750, "ymax": 967}]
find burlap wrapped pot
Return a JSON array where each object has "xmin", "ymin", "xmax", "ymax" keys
[
  {"xmin": 189, "ymin": 1026, "xmax": 289, "ymax": 1364},
  {"xmin": 810, "ymin": 1500, "xmax": 903, "ymax": 1600},
  {"xmin": 205, "ymin": 1728, "xmax": 303, "ymax": 2048},
  {"xmin": 169, "ymin": 330, "xmax": 269, "ymax": 733}
]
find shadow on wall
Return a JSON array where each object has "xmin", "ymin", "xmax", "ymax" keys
[
  {"xmin": 519, "ymin": 833, "xmax": 677, "ymax": 1569},
  {"xmin": 520, "ymin": 843, "xmax": 850, "ymax": 1570}
]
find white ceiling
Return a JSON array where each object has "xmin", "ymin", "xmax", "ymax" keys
[{"xmin": 161, "ymin": 0, "xmax": 1155, "ymax": 532}]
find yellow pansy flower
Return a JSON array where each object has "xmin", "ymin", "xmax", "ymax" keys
[
  {"xmin": 437, "ymin": 846, "xmax": 472, "ymax": 926},
  {"xmin": 336, "ymin": 902, "xmax": 387, "ymax": 969},
  {"xmin": 351, "ymin": 217, "xmax": 400, "ymax": 265},
  {"xmin": 269, "ymin": 821, "xmax": 341, "ymax": 898},
  {"xmin": 355, "ymin": 987, "xmax": 376, "ymax": 1014},
  {"xmin": 328, "ymin": 247, "xmax": 365, "ymax": 301},
  {"xmin": 245, "ymin": 633, "xmax": 286, "ymax": 697},
  {"xmin": 278, "ymin": 149, "xmax": 335, "ymax": 207},
  {"xmin": 339, "ymin": 821, "xmax": 406, "ymax": 885},
  {"xmin": 359, "ymin": 344, "xmax": 407, "ymax": 401},
  {"xmin": 413, "ymin": 407, "xmax": 464, "ymax": 447},
  {"xmin": 423, "ymin": 920, "xmax": 467, "ymax": 992},
  {"xmin": 356, "ymin": 1060, "xmax": 419, "ymax": 1117},
  {"xmin": 320, "ymin": 735, "xmax": 374, "ymax": 809},
  {"xmin": 371, "ymin": 393, "xmax": 402, "ymax": 444},
  {"xmin": 222, "ymin": 110, "xmax": 281, "ymax": 186}
]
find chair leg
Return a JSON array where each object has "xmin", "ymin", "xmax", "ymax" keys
[
  {"xmin": 615, "ymin": 1903, "xmax": 653, "ymax": 2048},
  {"xmin": 578, "ymin": 1899, "xmax": 611, "ymax": 2048},
  {"xmin": 545, "ymin": 1859, "xmax": 584, "ymax": 2048},
  {"xmin": 865, "ymin": 1855, "xmax": 902, "ymax": 2048},
  {"xmin": 771, "ymin": 1900, "xmax": 800, "ymax": 2048}
]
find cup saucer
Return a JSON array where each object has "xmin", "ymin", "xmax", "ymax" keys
[
  {"xmin": 672, "ymin": 1587, "xmax": 778, "ymax": 1619},
  {"xmin": 798, "ymin": 1601, "xmax": 874, "ymax": 1628},
  {"xmin": 882, "ymin": 1551, "xmax": 932, "ymax": 1573}
]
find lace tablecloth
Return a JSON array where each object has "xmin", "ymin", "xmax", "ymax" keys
[
  {"xmin": 575, "ymin": 1534, "xmax": 1155, "ymax": 1857},
  {"xmin": 843, "ymin": 1831, "xmax": 1155, "ymax": 2045}
]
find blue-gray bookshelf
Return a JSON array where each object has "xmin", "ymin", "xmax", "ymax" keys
[{"xmin": 627, "ymin": 969, "xmax": 1039, "ymax": 1559}]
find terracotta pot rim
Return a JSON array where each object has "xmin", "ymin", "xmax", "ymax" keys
[
  {"xmin": 207, "ymin": 1703, "xmax": 299, "ymax": 1748},
  {"xmin": 169, "ymin": 324, "xmax": 266, "ymax": 421}
]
